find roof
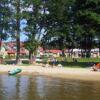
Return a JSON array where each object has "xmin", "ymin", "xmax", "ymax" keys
[
  {"xmin": 7, "ymin": 50, "xmax": 16, "ymax": 54},
  {"xmin": 45, "ymin": 49, "xmax": 62, "ymax": 53},
  {"xmin": 7, "ymin": 49, "xmax": 26, "ymax": 54}
]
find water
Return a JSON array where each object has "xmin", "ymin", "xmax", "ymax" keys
[{"xmin": 0, "ymin": 74, "xmax": 100, "ymax": 100}]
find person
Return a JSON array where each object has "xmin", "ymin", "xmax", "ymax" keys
[
  {"xmin": 50, "ymin": 56, "xmax": 57, "ymax": 67},
  {"xmin": 91, "ymin": 63, "xmax": 100, "ymax": 71}
]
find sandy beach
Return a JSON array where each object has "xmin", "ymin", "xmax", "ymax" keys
[{"xmin": 0, "ymin": 64, "xmax": 100, "ymax": 81}]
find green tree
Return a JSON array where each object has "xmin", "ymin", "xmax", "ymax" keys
[
  {"xmin": 9, "ymin": 0, "xmax": 24, "ymax": 64},
  {"xmin": 23, "ymin": 0, "xmax": 41, "ymax": 64},
  {"xmin": 41, "ymin": 0, "xmax": 75, "ymax": 50},
  {"xmin": 24, "ymin": 34, "xmax": 39, "ymax": 64},
  {"xmin": 0, "ymin": 0, "xmax": 11, "ymax": 49},
  {"xmin": 74, "ymin": 0, "xmax": 100, "ymax": 57}
]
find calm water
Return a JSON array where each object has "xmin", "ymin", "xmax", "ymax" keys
[{"xmin": 0, "ymin": 74, "xmax": 100, "ymax": 100}]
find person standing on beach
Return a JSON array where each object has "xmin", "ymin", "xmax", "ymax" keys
[{"xmin": 51, "ymin": 56, "xmax": 57, "ymax": 67}]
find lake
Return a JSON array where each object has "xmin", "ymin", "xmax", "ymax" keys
[{"xmin": 0, "ymin": 74, "xmax": 100, "ymax": 100}]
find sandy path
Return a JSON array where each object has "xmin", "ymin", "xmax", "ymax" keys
[{"xmin": 0, "ymin": 64, "xmax": 100, "ymax": 81}]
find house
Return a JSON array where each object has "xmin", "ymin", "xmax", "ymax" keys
[{"xmin": 0, "ymin": 41, "xmax": 29, "ymax": 58}]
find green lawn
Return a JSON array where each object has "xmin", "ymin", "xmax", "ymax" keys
[
  {"xmin": 3, "ymin": 57, "xmax": 100, "ymax": 68},
  {"xmin": 58, "ymin": 57, "xmax": 100, "ymax": 68}
]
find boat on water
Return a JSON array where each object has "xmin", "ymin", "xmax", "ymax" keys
[{"xmin": 8, "ymin": 68, "xmax": 22, "ymax": 75}]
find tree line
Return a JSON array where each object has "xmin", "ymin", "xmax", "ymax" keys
[{"xmin": 0, "ymin": 0, "xmax": 100, "ymax": 64}]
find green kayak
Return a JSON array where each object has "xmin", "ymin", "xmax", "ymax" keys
[{"xmin": 8, "ymin": 68, "xmax": 22, "ymax": 75}]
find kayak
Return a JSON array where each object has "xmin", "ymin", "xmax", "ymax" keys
[{"xmin": 8, "ymin": 68, "xmax": 22, "ymax": 75}]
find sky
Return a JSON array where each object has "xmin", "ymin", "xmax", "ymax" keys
[
  {"xmin": 5, "ymin": 5, "xmax": 48, "ymax": 42},
  {"xmin": 20, "ymin": 19, "xmax": 28, "ymax": 41},
  {"xmin": 6, "ymin": 19, "xmax": 45, "ymax": 42},
  {"xmin": 6, "ymin": 19, "xmax": 27, "ymax": 42}
]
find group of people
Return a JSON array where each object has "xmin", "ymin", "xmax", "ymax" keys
[
  {"xmin": 42, "ymin": 56, "xmax": 63, "ymax": 68},
  {"xmin": 46, "ymin": 56, "xmax": 57, "ymax": 67},
  {"xmin": 42, "ymin": 56, "xmax": 100, "ymax": 70},
  {"xmin": 91, "ymin": 63, "xmax": 100, "ymax": 71}
]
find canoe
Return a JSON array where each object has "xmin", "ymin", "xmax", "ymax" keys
[{"xmin": 8, "ymin": 68, "xmax": 22, "ymax": 75}]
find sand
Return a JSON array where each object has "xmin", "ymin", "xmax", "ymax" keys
[{"xmin": 0, "ymin": 64, "xmax": 100, "ymax": 81}]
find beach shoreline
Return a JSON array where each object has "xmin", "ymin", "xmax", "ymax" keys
[{"xmin": 0, "ymin": 64, "xmax": 100, "ymax": 81}]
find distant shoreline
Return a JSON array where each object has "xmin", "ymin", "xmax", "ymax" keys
[{"xmin": 0, "ymin": 64, "xmax": 100, "ymax": 81}]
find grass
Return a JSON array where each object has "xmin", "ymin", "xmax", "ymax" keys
[
  {"xmin": 58, "ymin": 57, "xmax": 100, "ymax": 68},
  {"xmin": 2, "ymin": 57, "xmax": 100, "ymax": 68}
]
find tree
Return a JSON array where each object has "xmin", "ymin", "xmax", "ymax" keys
[
  {"xmin": 24, "ymin": 34, "xmax": 39, "ymax": 64},
  {"xmin": 74, "ymin": 0, "xmax": 100, "ymax": 57},
  {"xmin": 41, "ymin": 0, "xmax": 75, "ymax": 50},
  {"xmin": 0, "ymin": 0, "xmax": 11, "ymax": 49},
  {"xmin": 23, "ymin": 0, "xmax": 42, "ymax": 64},
  {"xmin": 9, "ymin": 0, "xmax": 24, "ymax": 64}
]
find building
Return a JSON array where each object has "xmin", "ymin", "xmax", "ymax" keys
[{"xmin": 0, "ymin": 41, "xmax": 29, "ymax": 58}]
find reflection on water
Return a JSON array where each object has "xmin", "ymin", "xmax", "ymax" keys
[{"xmin": 0, "ymin": 74, "xmax": 100, "ymax": 100}]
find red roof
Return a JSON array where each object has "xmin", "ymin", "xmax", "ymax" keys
[
  {"xmin": 45, "ymin": 49, "xmax": 62, "ymax": 53},
  {"xmin": 7, "ymin": 50, "xmax": 26, "ymax": 54},
  {"xmin": 20, "ymin": 50, "xmax": 26, "ymax": 54},
  {"xmin": 7, "ymin": 50, "xmax": 16, "ymax": 54}
]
